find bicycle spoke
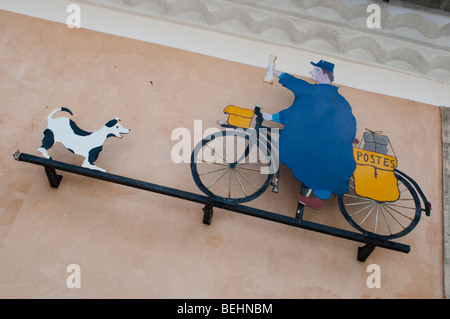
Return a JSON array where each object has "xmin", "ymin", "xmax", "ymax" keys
[
  {"xmin": 207, "ymin": 168, "xmax": 230, "ymax": 189},
  {"xmin": 234, "ymin": 136, "xmax": 238, "ymax": 163},
  {"xmin": 234, "ymin": 166, "xmax": 264, "ymax": 173},
  {"xmin": 382, "ymin": 204, "xmax": 407, "ymax": 229},
  {"xmin": 359, "ymin": 203, "xmax": 377, "ymax": 226},
  {"xmin": 344, "ymin": 193, "xmax": 370, "ymax": 200},
  {"xmin": 199, "ymin": 167, "xmax": 229, "ymax": 177},
  {"xmin": 350, "ymin": 201, "xmax": 376, "ymax": 217},
  {"xmin": 399, "ymin": 185, "xmax": 409, "ymax": 194},
  {"xmin": 198, "ymin": 160, "xmax": 229, "ymax": 167},
  {"xmin": 236, "ymin": 160, "xmax": 266, "ymax": 166},
  {"xmin": 383, "ymin": 202, "xmax": 413, "ymax": 221},
  {"xmin": 235, "ymin": 167, "xmax": 260, "ymax": 190},
  {"xmin": 384, "ymin": 202, "xmax": 416, "ymax": 211},
  {"xmin": 380, "ymin": 205, "xmax": 393, "ymax": 235},
  {"xmin": 344, "ymin": 200, "xmax": 375, "ymax": 206},
  {"xmin": 209, "ymin": 162, "xmax": 230, "ymax": 167},
  {"xmin": 232, "ymin": 169, "xmax": 247, "ymax": 197},
  {"xmin": 228, "ymin": 166, "xmax": 232, "ymax": 198},
  {"xmin": 349, "ymin": 177, "xmax": 355, "ymax": 189},
  {"xmin": 223, "ymin": 137, "xmax": 233, "ymax": 164},
  {"xmin": 204, "ymin": 142, "xmax": 227, "ymax": 164},
  {"xmin": 374, "ymin": 204, "xmax": 379, "ymax": 233}
]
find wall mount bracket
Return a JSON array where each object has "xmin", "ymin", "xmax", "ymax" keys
[{"xmin": 14, "ymin": 150, "xmax": 410, "ymax": 262}]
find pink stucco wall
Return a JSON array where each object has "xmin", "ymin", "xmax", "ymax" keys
[{"xmin": 0, "ymin": 10, "xmax": 443, "ymax": 298}]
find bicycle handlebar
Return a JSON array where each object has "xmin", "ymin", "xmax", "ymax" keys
[{"xmin": 254, "ymin": 105, "xmax": 263, "ymax": 129}]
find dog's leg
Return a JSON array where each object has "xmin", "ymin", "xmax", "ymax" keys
[
  {"xmin": 88, "ymin": 146, "xmax": 103, "ymax": 165},
  {"xmin": 82, "ymin": 160, "xmax": 106, "ymax": 172},
  {"xmin": 81, "ymin": 146, "xmax": 106, "ymax": 172},
  {"xmin": 37, "ymin": 129, "xmax": 54, "ymax": 159}
]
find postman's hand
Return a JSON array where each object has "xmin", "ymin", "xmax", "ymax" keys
[{"xmin": 262, "ymin": 112, "xmax": 273, "ymax": 121}]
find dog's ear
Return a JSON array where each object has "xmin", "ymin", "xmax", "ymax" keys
[{"xmin": 105, "ymin": 119, "xmax": 118, "ymax": 127}]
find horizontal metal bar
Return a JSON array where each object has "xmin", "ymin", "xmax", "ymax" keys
[
  {"xmin": 16, "ymin": 151, "xmax": 212, "ymax": 204},
  {"xmin": 14, "ymin": 151, "xmax": 410, "ymax": 255}
]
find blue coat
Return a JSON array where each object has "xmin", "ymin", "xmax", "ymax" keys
[{"xmin": 274, "ymin": 73, "xmax": 357, "ymax": 194}]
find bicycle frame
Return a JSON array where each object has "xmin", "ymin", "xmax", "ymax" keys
[{"xmin": 218, "ymin": 106, "xmax": 282, "ymax": 191}]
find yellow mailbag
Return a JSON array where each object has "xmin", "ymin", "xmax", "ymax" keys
[{"xmin": 353, "ymin": 148, "xmax": 399, "ymax": 202}]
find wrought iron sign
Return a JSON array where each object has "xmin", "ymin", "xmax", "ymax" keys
[{"xmin": 14, "ymin": 56, "xmax": 431, "ymax": 262}]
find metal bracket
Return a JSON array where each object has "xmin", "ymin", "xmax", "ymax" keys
[
  {"xmin": 44, "ymin": 166, "xmax": 63, "ymax": 188},
  {"xmin": 13, "ymin": 149, "xmax": 21, "ymax": 161},
  {"xmin": 14, "ymin": 151, "xmax": 411, "ymax": 262},
  {"xmin": 358, "ymin": 244, "xmax": 376, "ymax": 262},
  {"xmin": 202, "ymin": 203, "xmax": 214, "ymax": 225},
  {"xmin": 15, "ymin": 150, "xmax": 62, "ymax": 188}
]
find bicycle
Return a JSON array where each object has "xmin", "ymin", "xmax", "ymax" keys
[
  {"xmin": 191, "ymin": 105, "xmax": 279, "ymax": 205},
  {"xmin": 190, "ymin": 105, "xmax": 431, "ymax": 241}
]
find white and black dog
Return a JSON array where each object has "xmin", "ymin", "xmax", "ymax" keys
[{"xmin": 37, "ymin": 107, "xmax": 130, "ymax": 172}]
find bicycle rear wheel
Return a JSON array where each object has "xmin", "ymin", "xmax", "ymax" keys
[
  {"xmin": 191, "ymin": 130, "xmax": 274, "ymax": 204},
  {"xmin": 337, "ymin": 172, "xmax": 422, "ymax": 240}
]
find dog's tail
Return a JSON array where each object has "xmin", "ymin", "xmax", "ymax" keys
[{"xmin": 48, "ymin": 107, "xmax": 73, "ymax": 122}]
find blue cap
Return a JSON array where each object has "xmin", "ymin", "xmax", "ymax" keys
[{"xmin": 311, "ymin": 60, "xmax": 335, "ymax": 73}]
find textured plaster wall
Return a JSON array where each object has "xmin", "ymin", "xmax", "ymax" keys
[
  {"xmin": 77, "ymin": 0, "xmax": 450, "ymax": 83},
  {"xmin": 2, "ymin": 0, "xmax": 450, "ymax": 107},
  {"xmin": 443, "ymin": 107, "xmax": 450, "ymax": 298},
  {"xmin": 0, "ymin": 10, "xmax": 444, "ymax": 298}
]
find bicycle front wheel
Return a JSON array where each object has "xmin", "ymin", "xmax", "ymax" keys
[{"xmin": 191, "ymin": 130, "xmax": 274, "ymax": 204}]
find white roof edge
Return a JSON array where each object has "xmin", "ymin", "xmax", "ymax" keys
[{"xmin": 1, "ymin": 0, "xmax": 449, "ymax": 107}]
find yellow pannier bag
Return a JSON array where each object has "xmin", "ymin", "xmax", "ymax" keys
[
  {"xmin": 223, "ymin": 105, "xmax": 255, "ymax": 129},
  {"xmin": 353, "ymin": 148, "xmax": 400, "ymax": 202}
]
